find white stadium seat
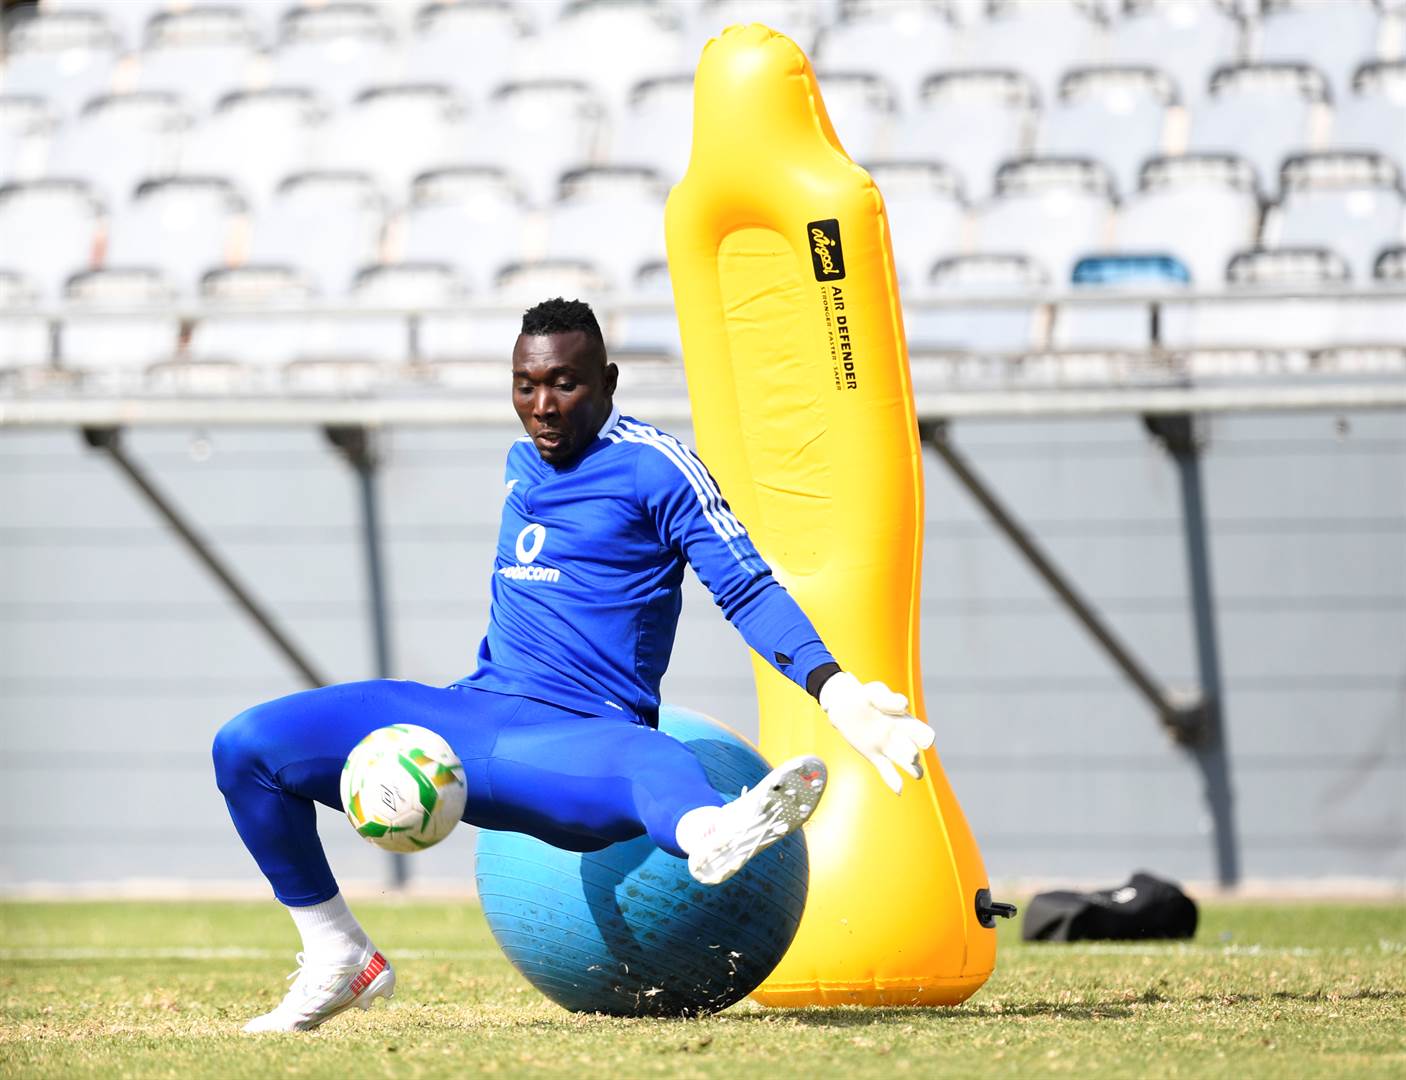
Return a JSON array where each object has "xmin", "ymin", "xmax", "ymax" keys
[
  {"xmin": 611, "ymin": 261, "xmax": 681, "ymax": 358},
  {"xmin": 135, "ymin": 7, "xmax": 260, "ymax": 114},
  {"xmin": 1162, "ymin": 247, "xmax": 1351, "ymax": 351},
  {"xmin": 0, "ymin": 179, "xmax": 103, "ymax": 300},
  {"xmin": 959, "ymin": 0, "xmax": 1104, "ymax": 107},
  {"xmin": 971, "ymin": 158, "xmax": 1117, "ymax": 283},
  {"xmin": 812, "ymin": 2, "xmax": 960, "ymax": 109},
  {"xmin": 1116, "ymin": 155, "xmax": 1262, "ymax": 286},
  {"xmin": 188, "ymin": 266, "xmax": 317, "ymax": 371},
  {"xmin": 271, "ymin": 3, "xmax": 398, "ymax": 106},
  {"xmin": 400, "ymin": 167, "xmax": 528, "ymax": 291},
  {"xmin": 905, "ymin": 254, "xmax": 1048, "ymax": 357},
  {"xmin": 865, "ymin": 161, "xmax": 966, "ymax": 290},
  {"xmin": 1041, "ymin": 67, "xmax": 1175, "ymax": 199},
  {"xmin": 43, "ymin": 0, "xmax": 176, "ymax": 51},
  {"xmin": 815, "ymin": 72, "xmax": 898, "ymax": 163},
  {"xmin": 693, "ymin": 0, "xmax": 826, "ymax": 54},
  {"xmin": 297, "ymin": 262, "xmax": 467, "ymax": 367},
  {"xmin": 322, "ymin": 84, "xmax": 467, "ymax": 201},
  {"xmin": 541, "ymin": 166, "xmax": 668, "ymax": 290},
  {"xmin": 1189, "ymin": 63, "xmax": 1327, "ymax": 196},
  {"xmin": 518, "ymin": 0, "xmax": 688, "ymax": 112},
  {"xmin": 1257, "ymin": 0, "xmax": 1382, "ymax": 105},
  {"xmin": 249, "ymin": 171, "xmax": 386, "ymax": 294},
  {"xmin": 892, "ymin": 70, "xmax": 1037, "ymax": 202},
  {"xmin": 0, "ymin": 96, "xmax": 55, "ymax": 186},
  {"xmin": 0, "ymin": 271, "xmax": 50, "ymax": 373},
  {"xmin": 611, "ymin": 75, "xmax": 694, "ymax": 183},
  {"xmin": 46, "ymin": 93, "xmax": 189, "ymax": 208},
  {"xmin": 60, "ymin": 268, "xmax": 180, "ymax": 378},
  {"xmin": 1105, "ymin": 0, "xmax": 1240, "ymax": 103},
  {"xmin": 181, "ymin": 88, "xmax": 326, "ymax": 210},
  {"xmin": 1263, "ymin": 152, "xmax": 1406, "ymax": 282},
  {"xmin": 1331, "ymin": 62, "xmax": 1406, "ymax": 173},
  {"xmin": 105, "ymin": 177, "xmax": 243, "ymax": 295},
  {"xmin": 405, "ymin": 0, "xmax": 527, "ymax": 106},
  {"xmin": 2, "ymin": 12, "xmax": 121, "ymax": 117},
  {"xmin": 465, "ymin": 80, "xmax": 606, "ymax": 206}
]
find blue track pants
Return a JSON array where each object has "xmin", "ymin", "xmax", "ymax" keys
[{"xmin": 211, "ymin": 681, "xmax": 725, "ymax": 906}]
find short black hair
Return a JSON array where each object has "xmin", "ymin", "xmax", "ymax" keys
[{"xmin": 520, "ymin": 297, "xmax": 604, "ymax": 343}]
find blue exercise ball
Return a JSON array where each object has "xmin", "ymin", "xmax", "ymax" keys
[{"xmin": 474, "ymin": 706, "xmax": 809, "ymax": 1017}]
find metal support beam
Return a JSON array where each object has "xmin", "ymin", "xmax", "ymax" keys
[
  {"xmin": 81, "ymin": 426, "xmax": 328, "ymax": 688},
  {"xmin": 921, "ymin": 421, "xmax": 1209, "ymax": 745},
  {"xmin": 324, "ymin": 425, "xmax": 405, "ymax": 889},
  {"xmin": 1145, "ymin": 414, "xmax": 1240, "ymax": 888}
]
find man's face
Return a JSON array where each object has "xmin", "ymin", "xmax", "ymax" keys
[{"xmin": 511, "ymin": 331, "xmax": 618, "ymax": 466}]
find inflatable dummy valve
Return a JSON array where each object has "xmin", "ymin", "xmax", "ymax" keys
[{"xmin": 664, "ymin": 24, "xmax": 1016, "ymax": 1007}]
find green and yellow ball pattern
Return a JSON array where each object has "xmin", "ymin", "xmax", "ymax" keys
[{"xmin": 340, "ymin": 724, "xmax": 468, "ymax": 853}]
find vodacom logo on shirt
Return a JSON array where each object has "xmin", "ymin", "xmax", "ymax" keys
[{"xmin": 500, "ymin": 522, "xmax": 560, "ymax": 583}]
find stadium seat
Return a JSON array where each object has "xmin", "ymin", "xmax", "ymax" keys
[
  {"xmin": 271, "ymin": 3, "xmax": 398, "ymax": 106},
  {"xmin": 891, "ymin": 71, "xmax": 1037, "ymax": 202},
  {"xmin": 970, "ymin": 158, "xmax": 1117, "ymax": 283},
  {"xmin": 0, "ymin": 179, "xmax": 103, "ymax": 300},
  {"xmin": 134, "ymin": 7, "xmax": 260, "ymax": 114},
  {"xmin": 322, "ymin": 84, "xmax": 467, "ymax": 202},
  {"xmin": 815, "ymin": 72, "xmax": 898, "ymax": 162},
  {"xmin": 1, "ymin": 12, "xmax": 121, "ymax": 117},
  {"xmin": 249, "ymin": 171, "xmax": 386, "ymax": 294},
  {"xmin": 1053, "ymin": 254, "xmax": 1189, "ymax": 351},
  {"xmin": 1041, "ymin": 67, "xmax": 1175, "ymax": 199},
  {"xmin": 188, "ymin": 265, "xmax": 317, "ymax": 372},
  {"xmin": 693, "ymin": 0, "xmax": 825, "ymax": 54},
  {"xmin": 180, "ymin": 88, "xmax": 326, "ymax": 210},
  {"xmin": 105, "ymin": 177, "xmax": 244, "ymax": 295},
  {"xmin": 405, "ymin": 1, "xmax": 527, "ymax": 107},
  {"xmin": 611, "ymin": 75, "xmax": 694, "ymax": 183},
  {"xmin": 1263, "ymin": 152, "xmax": 1406, "ymax": 282},
  {"xmin": 465, "ymin": 80, "xmax": 606, "ymax": 206},
  {"xmin": 43, "ymin": 0, "xmax": 178, "ymax": 51},
  {"xmin": 610, "ymin": 261, "xmax": 682, "ymax": 358},
  {"xmin": 46, "ymin": 93, "xmax": 189, "ymax": 209},
  {"xmin": 812, "ymin": 2, "xmax": 961, "ymax": 109},
  {"xmin": 904, "ymin": 254, "xmax": 1048, "ymax": 357},
  {"xmin": 541, "ymin": 167, "xmax": 668, "ymax": 290},
  {"xmin": 1189, "ymin": 63, "xmax": 1328, "ymax": 196},
  {"xmin": 399, "ymin": 167, "xmax": 528, "ymax": 291},
  {"xmin": 1257, "ymin": 0, "xmax": 1381, "ymax": 104},
  {"xmin": 518, "ymin": 0, "xmax": 688, "ymax": 112},
  {"xmin": 958, "ymin": 0, "xmax": 1105, "ymax": 107},
  {"xmin": 1161, "ymin": 247, "xmax": 1351, "ymax": 350},
  {"xmin": 864, "ymin": 161, "xmax": 966, "ymax": 290},
  {"xmin": 1331, "ymin": 62, "xmax": 1406, "ymax": 172},
  {"xmin": 0, "ymin": 96, "xmax": 55, "ymax": 186},
  {"xmin": 1104, "ymin": 0, "xmax": 1240, "ymax": 104},
  {"xmin": 0, "ymin": 271, "xmax": 50, "ymax": 374},
  {"xmin": 60, "ymin": 268, "xmax": 180, "ymax": 379},
  {"xmin": 1116, "ymin": 155, "xmax": 1262, "ymax": 286}
]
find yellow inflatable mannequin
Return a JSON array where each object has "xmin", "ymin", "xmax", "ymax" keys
[{"xmin": 665, "ymin": 24, "xmax": 1004, "ymax": 1006}]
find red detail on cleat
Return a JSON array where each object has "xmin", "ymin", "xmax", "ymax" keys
[{"xmin": 348, "ymin": 952, "xmax": 386, "ymax": 996}]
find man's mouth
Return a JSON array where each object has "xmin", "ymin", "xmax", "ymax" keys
[{"xmin": 533, "ymin": 430, "xmax": 565, "ymax": 449}]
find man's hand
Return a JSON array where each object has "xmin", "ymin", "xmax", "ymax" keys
[{"xmin": 819, "ymin": 671, "xmax": 935, "ymax": 794}]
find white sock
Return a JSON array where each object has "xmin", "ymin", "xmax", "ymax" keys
[
  {"xmin": 674, "ymin": 805, "xmax": 724, "ymax": 855},
  {"xmin": 287, "ymin": 892, "xmax": 372, "ymax": 965}
]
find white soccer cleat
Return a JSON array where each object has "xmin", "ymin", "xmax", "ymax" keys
[
  {"xmin": 687, "ymin": 755, "xmax": 827, "ymax": 886},
  {"xmin": 241, "ymin": 947, "xmax": 395, "ymax": 1033}
]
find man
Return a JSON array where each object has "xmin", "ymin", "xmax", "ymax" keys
[{"xmin": 213, "ymin": 298, "xmax": 934, "ymax": 1032}]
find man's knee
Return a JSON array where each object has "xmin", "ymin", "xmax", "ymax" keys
[{"xmin": 212, "ymin": 704, "xmax": 275, "ymax": 794}]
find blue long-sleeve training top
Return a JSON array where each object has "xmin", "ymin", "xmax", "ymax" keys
[{"xmin": 459, "ymin": 407, "xmax": 836, "ymax": 725}]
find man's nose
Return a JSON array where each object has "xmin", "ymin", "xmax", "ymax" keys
[{"xmin": 532, "ymin": 388, "xmax": 558, "ymax": 417}]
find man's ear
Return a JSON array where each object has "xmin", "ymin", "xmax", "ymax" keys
[{"xmin": 604, "ymin": 361, "xmax": 619, "ymax": 396}]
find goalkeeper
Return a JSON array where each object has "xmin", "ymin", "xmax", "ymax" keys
[{"xmin": 213, "ymin": 297, "xmax": 934, "ymax": 1032}]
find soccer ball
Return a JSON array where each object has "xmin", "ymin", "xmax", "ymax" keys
[{"xmin": 340, "ymin": 724, "xmax": 467, "ymax": 853}]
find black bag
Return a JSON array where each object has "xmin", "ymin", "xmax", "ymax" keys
[{"xmin": 1021, "ymin": 871, "xmax": 1198, "ymax": 942}]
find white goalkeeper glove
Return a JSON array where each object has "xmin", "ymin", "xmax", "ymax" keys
[{"xmin": 819, "ymin": 671, "xmax": 935, "ymax": 794}]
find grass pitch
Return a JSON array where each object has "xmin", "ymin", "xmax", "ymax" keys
[{"xmin": 2, "ymin": 898, "xmax": 1403, "ymax": 1079}]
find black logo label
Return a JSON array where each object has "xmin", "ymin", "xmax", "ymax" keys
[{"xmin": 807, "ymin": 218, "xmax": 846, "ymax": 281}]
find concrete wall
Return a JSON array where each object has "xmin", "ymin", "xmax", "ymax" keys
[{"xmin": 2, "ymin": 406, "xmax": 1403, "ymax": 892}]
